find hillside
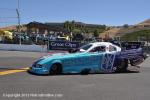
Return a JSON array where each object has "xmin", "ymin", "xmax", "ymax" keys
[
  {"xmin": 1, "ymin": 19, "xmax": 150, "ymax": 41},
  {"xmin": 0, "ymin": 21, "xmax": 106, "ymax": 34},
  {"xmin": 99, "ymin": 28, "xmax": 121, "ymax": 38},
  {"xmin": 45, "ymin": 21, "xmax": 106, "ymax": 33},
  {"xmin": 0, "ymin": 24, "xmax": 27, "ymax": 32},
  {"xmin": 99, "ymin": 19, "xmax": 150, "ymax": 39},
  {"xmin": 138, "ymin": 19, "xmax": 150, "ymax": 25},
  {"xmin": 0, "ymin": 25, "xmax": 17, "ymax": 31},
  {"xmin": 121, "ymin": 29, "xmax": 150, "ymax": 41}
]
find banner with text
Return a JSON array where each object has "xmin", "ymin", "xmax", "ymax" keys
[{"xmin": 48, "ymin": 41, "xmax": 80, "ymax": 50}]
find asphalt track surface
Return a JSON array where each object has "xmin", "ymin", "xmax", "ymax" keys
[{"xmin": 0, "ymin": 50, "xmax": 150, "ymax": 100}]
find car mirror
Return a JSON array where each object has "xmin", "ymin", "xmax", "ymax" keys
[
  {"xmin": 68, "ymin": 48, "xmax": 78, "ymax": 53},
  {"xmin": 68, "ymin": 49, "xmax": 73, "ymax": 53}
]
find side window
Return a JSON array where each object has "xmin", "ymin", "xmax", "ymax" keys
[
  {"xmin": 90, "ymin": 46, "xmax": 106, "ymax": 52},
  {"xmin": 109, "ymin": 45, "xmax": 117, "ymax": 52}
]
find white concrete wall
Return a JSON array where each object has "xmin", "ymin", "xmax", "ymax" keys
[{"xmin": 0, "ymin": 44, "xmax": 47, "ymax": 52}]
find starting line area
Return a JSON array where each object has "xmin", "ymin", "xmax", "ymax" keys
[{"xmin": 0, "ymin": 67, "xmax": 29, "ymax": 76}]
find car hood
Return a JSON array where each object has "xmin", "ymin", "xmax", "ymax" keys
[
  {"xmin": 43, "ymin": 52, "xmax": 87, "ymax": 59},
  {"xmin": 36, "ymin": 52, "xmax": 88, "ymax": 64}
]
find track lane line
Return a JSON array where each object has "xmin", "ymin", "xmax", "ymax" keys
[{"xmin": 0, "ymin": 67, "xmax": 29, "ymax": 76}]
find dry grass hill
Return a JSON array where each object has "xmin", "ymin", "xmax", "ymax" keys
[
  {"xmin": 0, "ymin": 25, "xmax": 17, "ymax": 31},
  {"xmin": 1, "ymin": 19, "xmax": 150, "ymax": 39},
  {"xmin": 138, "ymin": 19, "xmax": 150, "ymax": 25},
  {"xmin": 0, "ymin": 25, "xmax": 26, "ymax": 32},
  {"xmin": 99, "ymin": 19, "xmax": 150, "ymax": 38}
]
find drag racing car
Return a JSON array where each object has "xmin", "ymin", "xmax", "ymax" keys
[{"xmin": 29, "ymin": 42, "xmax": 148, "ymax": 75}]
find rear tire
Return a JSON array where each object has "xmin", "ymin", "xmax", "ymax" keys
[
  {"xmin": 130, "ymin": 56, "xmax": 144, "ymax": 66},
  {"xmin": 49, "ymin": 64, "xmax": 62, "ymax": 75}
]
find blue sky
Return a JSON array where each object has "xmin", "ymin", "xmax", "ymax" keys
[{"xmin": 0, "ymin": 0, "xmax": 150, "ymax": 27}]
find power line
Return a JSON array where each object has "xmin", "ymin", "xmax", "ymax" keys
[
  {"xmin": 0, "ymin": 17, "xmax": 18, "ymax": 19},
  {"xmin": 0, "ymin": 22, "xmax": 17, "ymax": 23},
  {"xmin": 0, "ymin": 8, "xmax": 16, "ymax": 11}
]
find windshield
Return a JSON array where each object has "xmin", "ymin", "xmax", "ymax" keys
[
  {"xmin": 89, "ymin": 46, "xmax": 106, "ymax": 52},
  {"xmin": 80, "ymin": 44, "xmax": 92, "ymax": 50}
]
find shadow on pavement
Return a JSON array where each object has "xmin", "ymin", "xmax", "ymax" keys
[{"xmin": 27, "ymin": 69, "xmax": 140, "ymax": 76}]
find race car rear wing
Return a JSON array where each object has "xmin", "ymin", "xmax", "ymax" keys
[
  {"xmin": 111, "ymin": 41, "xmax": 145, "ymax": 50},
  {"xmin": 121, "ymin": 42, "xmax": 145, "ymax": 50}
]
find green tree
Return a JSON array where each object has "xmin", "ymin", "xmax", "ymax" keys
[
  {"xmin": 71, "ymin": 20, "xmax": 75, "ymax": 31},
  {"xmin": 64, "ymin": 21, "xmax": 70, "ymax": 32},
  {"xmin": 94, "ymin": 29, "xmax": 99, "ymax": 37},
  {"xmin": 64, "ymin": 20, "xmax": 75, "ymax": 33},
  {"xmin": 123, "ymin": 24, "xmax": 129, "ymax": 28}
]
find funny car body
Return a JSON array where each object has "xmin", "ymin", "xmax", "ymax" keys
[{"xmin": 29, "ymin": 42, "xmax": 149, "ymax": 75}]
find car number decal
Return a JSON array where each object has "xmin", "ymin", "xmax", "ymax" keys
[{"xmin": 101, "ymin": 54, "xmax": 115, "ymax": 72}]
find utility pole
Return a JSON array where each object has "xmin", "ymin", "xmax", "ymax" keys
[{"xmin": 16, "ymin": 0, "xmax": 21, "ymax": 45}]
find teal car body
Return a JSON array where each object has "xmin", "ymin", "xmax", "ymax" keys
[
  {"xmin": 29, "ymin": 52, "xmax": 116, "ymax": 75},
  {"xmin": 29, "ymin": 42, "xmax": 148, "ymax": 75}
]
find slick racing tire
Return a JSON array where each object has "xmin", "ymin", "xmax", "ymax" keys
[
  {"xmin": 116, "ymin": 59, "xmax": 128, "ymax": 73},
  {"xmin": 49, "ymin": 63, "xmax": 62, "ymax": 75},
  {"xmin": 130, "ymin": 56, "xmax": 144, "ymax": 66},
  {"xmin": 81, "ymin": 68, "xmax": 91, "ymax": 75}
]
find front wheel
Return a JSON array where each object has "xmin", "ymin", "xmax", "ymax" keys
[
  {"xmin": 49, "ymin": 64, "xmax": 62, "ymax": 75},
  {"xmin": 81, "ymin": 68, "xmax": 91, "ymax": 75},
  {"xmin": 115, "ymin": 59, "xmax": 128, "ymax": 72}
]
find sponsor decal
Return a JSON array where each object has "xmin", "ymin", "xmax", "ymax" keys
[{"xmin": 49, "ymin": 41, "xmax": 80, "ymax": 50}]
